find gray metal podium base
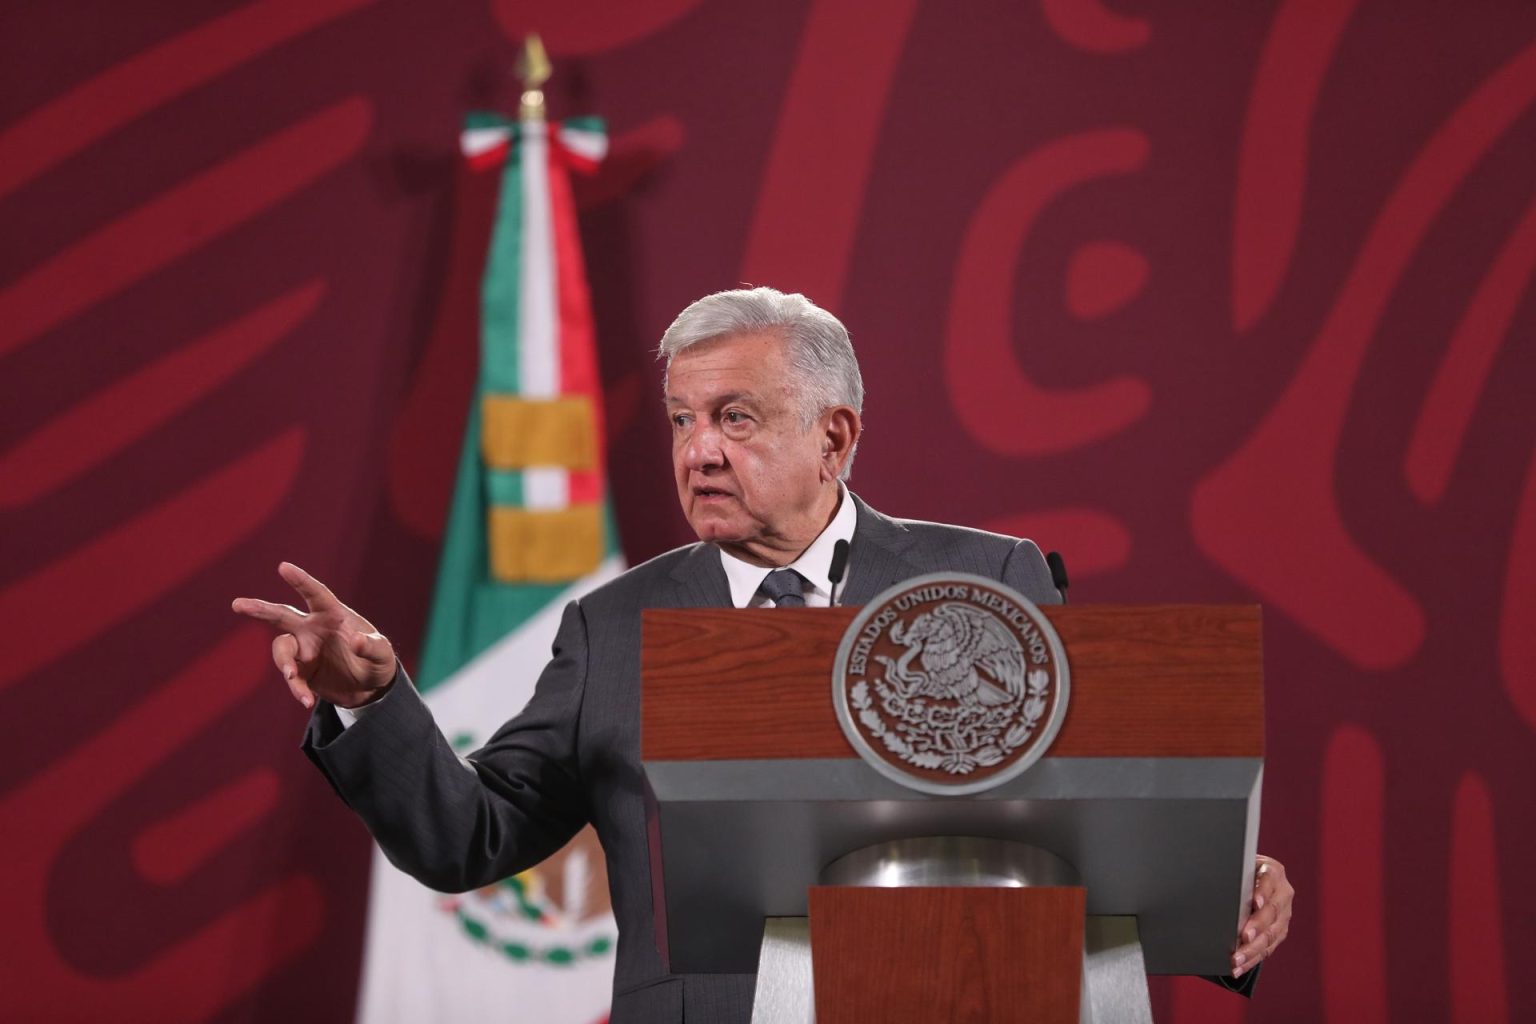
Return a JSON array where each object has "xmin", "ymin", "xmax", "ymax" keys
[
  {"xmin": 1082, "ymin": 916, "xmax": 1153, "ymax": 1024},
  {"xmin": 749, "ymin": 914, "xmax": 1151, "ymax": 1024},
  {"xmin": 751, "ymin": 918, "xmax": 815, "ymax": 1024}
]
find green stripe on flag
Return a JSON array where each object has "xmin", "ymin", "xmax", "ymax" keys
[
  {"xmin": 486, "ymin": 468, "xmax": 524, "ymax": 507},
  {"xmin": 480, "ymin": 129, "xmax": 522, "ymax": 394}
]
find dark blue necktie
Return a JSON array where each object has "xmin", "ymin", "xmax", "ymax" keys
[{"xmin": 758, "ymin": 568, "xmax": 808, "ymax": 608}]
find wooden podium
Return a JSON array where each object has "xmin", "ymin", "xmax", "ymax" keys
[{"xmin": 641, "ymin": 605, "xmax": 1263, "ymax": 1022}]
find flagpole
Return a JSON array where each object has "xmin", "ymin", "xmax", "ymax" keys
[{"xmin": 517, "ymin": 34, "xmax": 551, "ymax": 123}]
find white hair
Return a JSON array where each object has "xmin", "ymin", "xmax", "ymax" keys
[{"xmin": 657, "ymin": 286, "xmax": 865, "ymax": 478}]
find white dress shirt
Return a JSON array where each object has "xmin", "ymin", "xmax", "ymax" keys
[{"xmin": 718, "ymin": 483, "xmax": 857, "ymax": 608}]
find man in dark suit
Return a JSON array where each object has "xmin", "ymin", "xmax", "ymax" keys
[{"xmin": 235, "ymin": 287, "xmax": 1291, "ymax": 1022}]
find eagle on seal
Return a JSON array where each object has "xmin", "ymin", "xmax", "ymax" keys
[{"xmin": 879, "ymin": 602, "xmax": 1026, "ymax": 707}]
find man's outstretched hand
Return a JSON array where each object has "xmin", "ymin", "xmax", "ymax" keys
[
  {"xmin": 232, "ymin": 562, "xmax": 397, "ymax": 710},
  {"xmin": 1233, "ymin": 854, "xmax": 1293, "ymax": 980}
]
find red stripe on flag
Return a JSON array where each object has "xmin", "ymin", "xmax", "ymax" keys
[
  {"xmin": 547, "ymin": 138, "xmax": 606, "ymax": 471},
  {"xmin": 567, "ymin": 473, "xmax": 604, "ymax": 505},
  {"xmin": 465, "ymin": 138, "xmax": 511, "ymax": 172}
]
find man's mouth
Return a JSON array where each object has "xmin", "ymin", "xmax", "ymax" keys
[{"xmin": 693, "ymin": 486, "xmax": 732, "ymax": 501}]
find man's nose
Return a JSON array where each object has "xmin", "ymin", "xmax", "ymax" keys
[{"xmin": 682, "ymin": 423, "xmax": 724, "ymax": 470}]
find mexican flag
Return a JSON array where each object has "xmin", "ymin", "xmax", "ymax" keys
[{"xmin": 354, "ymin": 113, "xmax": 621, "ymax": 1024}]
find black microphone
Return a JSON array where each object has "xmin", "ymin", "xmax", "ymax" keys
[
  {"xmin": 1046, "ymin": 550, "xmax": 1069, "ymax": 604},
  {"xmin": 828, "ymin": 539, "xmax": 851, "ymax": 607}
]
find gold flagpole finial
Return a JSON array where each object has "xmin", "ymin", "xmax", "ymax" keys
[{"xmin": 517, "ymin": 34, "xmax": 552, "ymax": 122}]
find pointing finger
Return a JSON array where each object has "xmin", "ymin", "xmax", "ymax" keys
[
  {"xmin": 278, "ymin": 562, "xmax": 338, "ymax": 612},
  {"xmin": 233, "ymin": 597, "xmax": 305, "ymax": 631}
]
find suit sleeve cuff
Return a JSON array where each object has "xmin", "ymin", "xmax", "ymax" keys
[{"xmin": 334, "ymin": 681, "xmax": 395, "ymax": 728}]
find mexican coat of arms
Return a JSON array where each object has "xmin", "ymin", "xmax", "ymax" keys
[{"xmin": 833, "ymin": 573, "xmax": 1071, "ymax": 795}]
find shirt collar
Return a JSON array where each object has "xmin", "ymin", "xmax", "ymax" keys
[{"xmin": 718, "ymin": 483, "xmax": 858, "ymax": 608}]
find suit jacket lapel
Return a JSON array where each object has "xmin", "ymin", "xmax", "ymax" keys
[
  {"xmin": 667, "ymin": 541, "xmax": 733, "ymax": 608},
  {"xmin": 840, "ymin": 494, "xmax": 924, "ymax": 607}
]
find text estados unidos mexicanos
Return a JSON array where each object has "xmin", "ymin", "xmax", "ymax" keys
[{"xmin": 846, "ymin": 586, "xmax": 1049, "ymax": 677}]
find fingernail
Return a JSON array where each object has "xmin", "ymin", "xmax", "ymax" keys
[
  {"xmin": 1254, "ymin": 894, "xmax": 1265, "ymax": 910},
  {"xmin": 1234, "ymin": 953, "xmax": 1246, "ymax": 967}
]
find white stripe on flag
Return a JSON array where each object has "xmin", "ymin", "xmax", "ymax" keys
[
  {"xmin": 460, "ymin": 126, "xmax": 510, "ymax": 158},
  {"xmin": 557, "ymin": 126, "xmax": 608, "ymax": 163},
  {"xmin": 518, "ymin": 122, "xmax": 559, "ymax": 399},
  {"xmin": 523, "ymin": 467, "xmax": 569, "ymax": 510}
]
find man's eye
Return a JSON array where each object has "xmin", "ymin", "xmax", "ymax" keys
[
  {"xmin": 723, "ymin": 410, "xmax": 748, "ymax": 424},
  {"xmin": 671, "ymin": 413, "xmax": 691, "ymax": 428}
]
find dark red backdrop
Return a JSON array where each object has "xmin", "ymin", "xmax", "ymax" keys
[{"xmin": 2, "ymin": 1, "xmax": 1532, "ymax": 1021}]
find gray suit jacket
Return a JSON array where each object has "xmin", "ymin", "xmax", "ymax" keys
[{"xmin": 305, "ymin": 496, "xmax": 1062, "ymax": 1023}]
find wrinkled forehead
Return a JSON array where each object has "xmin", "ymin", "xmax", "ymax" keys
[{"xmin": 663, "ymin": 331, "xmax": 793, "ymax": 400}]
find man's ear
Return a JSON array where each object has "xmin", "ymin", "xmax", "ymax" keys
[{"xmin": 820, "ymin": 406, "xmax": 861, "ymax": 481}]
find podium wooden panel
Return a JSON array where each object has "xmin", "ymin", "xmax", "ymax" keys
[
  {"xmin": 643, "ymin": 605, "xmax": 1263, "ymax": 761},
  {"xmin": 808, "ymin": 886, "xmax": 1087, "ymax": 1024}
]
